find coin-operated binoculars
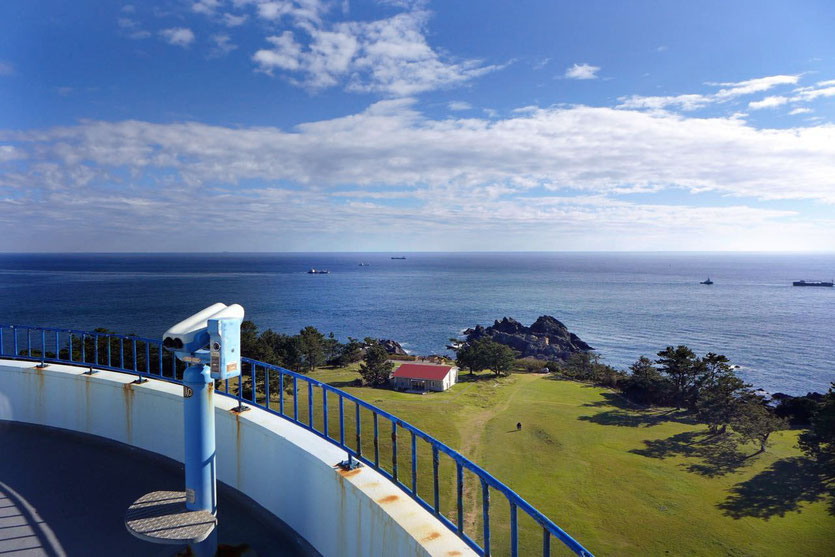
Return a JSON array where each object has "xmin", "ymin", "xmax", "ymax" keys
[{"xmin": 163, "ymin": 303, "xmax": 244, "ymax": 514}]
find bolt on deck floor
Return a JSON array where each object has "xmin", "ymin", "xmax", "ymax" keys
[{"xmin": 0, "ymin": 420, "xmax": 318, "ymax": 557}]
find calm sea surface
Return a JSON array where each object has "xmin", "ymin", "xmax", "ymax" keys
[{"xmin": 0, "ymin": 252, "xmax": 832, "ymax": 395}]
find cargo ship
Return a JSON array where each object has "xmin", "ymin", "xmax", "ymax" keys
[{"xmin": 792, "ymin": 280, "xmax": 833, "ymax": 287}]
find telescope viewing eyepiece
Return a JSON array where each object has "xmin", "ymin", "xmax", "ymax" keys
[{"xmin": 163, "ymin": 303, "xmax": 244, "ymax": 355}]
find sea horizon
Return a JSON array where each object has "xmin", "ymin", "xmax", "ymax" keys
[{"xmin": 2, "ymin": 251, "xmax": 832, "ymax": 397}]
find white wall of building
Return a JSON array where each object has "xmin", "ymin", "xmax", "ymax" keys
[{"xmin": 0, "ymin": 360, "xmax": 474, "ymax": 557}]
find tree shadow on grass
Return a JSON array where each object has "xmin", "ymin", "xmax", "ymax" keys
[
  {"xmin": 718, "ymin": 457, "xmax": 835, "ymax": 519},
  {"xmin": 630, "ymin": 430, "xmax": 754, "ymax": 478},
  {"xmin": 578, "ymin": 407, "xmax": 695, "ymax": 428}
]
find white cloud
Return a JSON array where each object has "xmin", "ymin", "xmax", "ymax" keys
[
  {"xmin": 0, "ymin": 145, "xmax": 25, "ymax": 163},
  {"xmin": 210, "ymin": 34, "xmax": 237, "ymax": 57},
  {"xmin": 192, "ymin": 0, "xmax": 221, "ymax": 15},
  {"xmin": 4, "ymin": 101, "xmax": 835, "ymax": 250},
  {"xmin": 222, "ymin": 12, "xmax": 248, "ymax": 26},
  {"xmin": 618, "ymin": 94, "xmax": 709, "ymax": 111},
  {"xmin": 564, "ymin": 63, "xmax": 600, "ymax": 80},
  {"xmin": 160, "ymin": 27, "xmax": 196, "ymax": 48},
  {"xmin": 257, "ymin": 1, "xmax": 292, "ymax": 20},
  {"xmin": 620, "ymin": 74, "xmax": 801, "ymax": 112},
  {"xmin": 793, "ymin": 85, "xmax": 835, "ymax": 102},
  {"xmin": 711, "ymin": 75, "xmax": 798, "ymax": 100},
  {"xmin": 253, "ymin": 10, "xmax": 498, "ymax": 95},
  {"xmin": 448, "ymin": 101, "xmax": 472, "ymax": 111},
  {"xmin": 789, "ymin": 107, "xmax": 812, "ymax": 115},
  {"xmin": 117, "ymin": 17, "xmax": 151, "ymax": 40},
  {"xmin": 748, "ymin": 96, "xmax": 788, "ymax": 110},
  {"xmin": 121, "ymin": 4, "xmax": 136, "ymax": 13}
]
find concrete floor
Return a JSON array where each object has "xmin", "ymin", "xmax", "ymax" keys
[{"xmin": 0, "ymin": 420, "xmax": 318, "ymax": 557}]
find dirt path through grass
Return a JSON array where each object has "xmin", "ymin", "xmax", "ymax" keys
[{"xmin": 458, "ymin": 374, "xmax": 542, "ymax": 535}]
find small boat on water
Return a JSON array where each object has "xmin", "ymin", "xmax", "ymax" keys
[
  {"xmin": 307, "ymin": 268, "xmax": 330, "ymax": 274},
  {"xmin": 700, "ymin": 277, "xmax": 713, "ymax": 285},
  {"xmin": 792, "ymin": 280, "xmax": 833, "ymax": 287},
  {"xmin": 358, "ymin": 262, "xmax": 369, "ymax": 266},
  {"xmin": 391, "ymin": 256, "xmax": 406, "ymax": 260}
]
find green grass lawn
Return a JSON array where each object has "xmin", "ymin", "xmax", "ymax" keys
[{"xmin": 252, "ymin": 366, "xmax": 835, "ymax": 556}]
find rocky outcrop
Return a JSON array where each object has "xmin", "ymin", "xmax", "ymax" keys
[
  {"xmin": 462, "ymin": 316, "xmax": 593, "ymax": 361},
  {"xmin": 378, "ymin": 339, "xmax": 407, "ymax": 355}
]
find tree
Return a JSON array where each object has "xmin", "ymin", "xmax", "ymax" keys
[
  {"xmin": 298, "ymin": 326, "xmax": 325, "ymax": 372},
  {"xmin": 454, "ymin": 338, "xmax": 490, "ymax": 375},
  {"xmin": 485, "ymin": 341, "xmax": 517, "ymax": 376},
  {"xmin": 798, "ymin": 383, "xmax": 835, "ymax": 466},
  {"xmin": 335, "ymin": 337, "xmax": 363, "ymax": 366},
  {"xmin": 323, "ymin": 332, "xmax": 342, "ymax": 365},
  {"xmin": 732, "ymin": 396, "xmax": 786, "ymax": 454},
  {"xmin": 358, "ymin": 344, "xmax": 394, "ymax": 387},
  {"xmin": 696, "ymin": 373, "xmax": 748, "ymax": 434},
  {"xmin": 656, "ymin": 345, "xmax": 705, "ymax": 409},
  {"xmin": 621, "ymin": 356, "xmax": 674, "ymax": 405}
]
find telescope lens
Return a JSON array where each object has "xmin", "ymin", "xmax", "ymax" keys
[
  {"xmin": 174, "ymin": 338, "xmax": 183, "ymax": 349},
  {"xmin": 163, "ymin": 337, "xmax": 174, "ymax": 348}
]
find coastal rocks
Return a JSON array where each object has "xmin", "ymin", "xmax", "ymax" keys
[
  {"xmin": 463, "ymin": 315, "xmax": 593, "ymax": 361},
  {"xmin": 378, "ymin": 339, "xmax": 407, "ymax": 355}
]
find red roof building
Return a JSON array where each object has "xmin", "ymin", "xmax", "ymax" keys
[{"xmin": 391, "ymin": 363, "xmax": 458, "ymax": 392}]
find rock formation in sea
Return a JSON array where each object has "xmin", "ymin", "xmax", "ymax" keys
[
  {"xmin": 462, "ymin": 315, "xmax": 593, "ymax": 361},
  {"xmin": 378, "ymin": 339, "xmax": 407, "ymax": 355}
]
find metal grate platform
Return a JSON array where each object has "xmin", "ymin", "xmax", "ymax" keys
[{"xmin": 125, "ymin": 491, "xmax": 216, "ymax": 545}]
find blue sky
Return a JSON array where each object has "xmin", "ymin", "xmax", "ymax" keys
[{"xmin": 1, "ymin": 0, "xmax": 834, "ymax": 251}]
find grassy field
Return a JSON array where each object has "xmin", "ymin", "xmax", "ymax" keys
[{"xmin": 249, "ymin": 365, "xmax": 834, "ymax": 556}]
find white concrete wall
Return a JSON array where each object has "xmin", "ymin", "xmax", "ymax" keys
[{"xmin": 0, "ymin": 360, "xmax": 474, "ymax": 557}]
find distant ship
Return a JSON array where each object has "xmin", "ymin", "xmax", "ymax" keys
[
  {"xmin": 307, "ymin": 268, "xmax": 330, "ymax": 274},
  {"xmin": 792, "ymin": 280, "xmax": 833, "ymax": 287},
  {"xmin": 391, "ymin": 257, "xmax": 406, "ymax": 260},
  {"xmin": 358, "ymin": 262, "xmax": 369, "ymax": 266},
  {"xmin": 700, "ymin": 277, "xmax": 713, "ymax": 285}
]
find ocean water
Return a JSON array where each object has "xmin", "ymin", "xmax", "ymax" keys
[{"xmin": 0, "ymin": 252, "xmax": 832, "ymax": 396}]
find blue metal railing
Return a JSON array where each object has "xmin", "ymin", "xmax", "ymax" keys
[{"xmin": 0, "ymin": 324, "xmax": 593, "ymax": 557}]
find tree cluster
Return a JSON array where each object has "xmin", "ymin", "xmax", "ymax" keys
[
  {"xmin": 452, "ymin": 337, "xmax": 518, "ymax": 376},
  {"xmin": 619, "ymin": 346, "xmax": 786, "ymax": 453},
  {"xmin": 239, "ymin": 320, "xmax": 364, "ymax": 373}
]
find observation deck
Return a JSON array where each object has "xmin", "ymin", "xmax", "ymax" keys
[{"xmin": 0, "ymin": 324, "xmax": 593, "ymax": 556}]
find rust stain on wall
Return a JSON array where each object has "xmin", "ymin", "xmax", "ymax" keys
[
  {"xmin": 377, "ymin": 495, "xmax": 399, "ymax": 504},
  {"xmin": 336, "ymin": 466, "xmax": 362, "ymax": 478},
  {"xmin": 122, "ymin": 382, "xmax": 134, "ymax": 443},
  {"xmin": 235, "ymin": 412, "xmax": 242, "ymax": 489},
  {"xmin": 421, "ymin": 531, "xmax": 442, "ymax": 542}
]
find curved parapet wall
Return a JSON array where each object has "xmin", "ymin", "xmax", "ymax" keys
[{"xmin": 0, "ymin": 359, "xmax": 474, "ymax": 557}]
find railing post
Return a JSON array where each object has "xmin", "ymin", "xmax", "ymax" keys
[
  {"xmin": 543, "ymin": 528, "xmax": 551, "ymax": 557},
  {"xmin": 482, "ymin": 479, "xmax": 490, "ymax": 556},
  {"xmin": 411, "ymin": 432, "xmax": 417, "ymax": 496},
  {"xmin": 392, "ymin": 421, "xmax": 398, "ymax": 483},
  {"xmin": 293, "ymin": 377, "xmax": 298, "ymax": 422},
  {"xmin": 265, "ymin": 367, "xmax": 270, "ymax": 411},
  {"xmin": 308, "ymin": 381, "xmax": 313, "ymax": 429},
  {"xmin": 322, "ymin": 388, "xmax": 328, "ymax": 438},
  {"xmin": 456, "ymin": 461, "xmax": 464, "ymax": 534},
  {"xmin": 373, "ymin": 412, "xmax": 379, "ymax": 466},
  {"xmin": 339, "ymin": 395, "xmax": 345, "ymax": 446},
  {"xmin": 510, "ymin": 501, "xmax": 518, "ymax": 557},
  {"xmin": 26, "ymin": 328, "xmax": 31, "ymax": 357},
  {"xmin": 355, "ymin": 402, "xmax": 362, "ymax": 457},
  {"xmin": 433, "ymin": 445, "xmax": 440, "ymax": 514},
  {"xmin": 94, "ymin": 333, "xmax": 98, "ymax": 365},
  {"xmin": 279, "ymin": 371, "xmax": 284, "ymax": 416}
]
